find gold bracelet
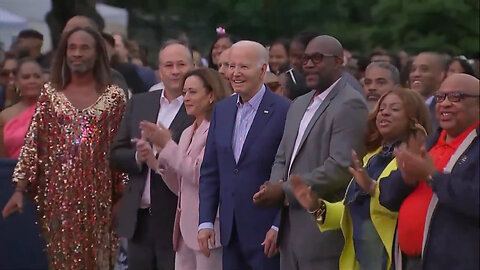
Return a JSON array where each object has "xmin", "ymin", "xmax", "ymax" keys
[{"xmin": 309, "ymin": 201, "xmax": 326, "ymax": 223}]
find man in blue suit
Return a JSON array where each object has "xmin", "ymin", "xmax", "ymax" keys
[{"xmin": 198, "ymin": 40, "xmax": 290, "ymax": 269}]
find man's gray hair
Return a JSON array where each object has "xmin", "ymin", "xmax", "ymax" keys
[
  {"xmin": 231, "ymin": 40, "xmax": 269, "ymax": 67},
  {"xmin": 366, "ymin": 61, "xmax": 400, "ymax": 84}
]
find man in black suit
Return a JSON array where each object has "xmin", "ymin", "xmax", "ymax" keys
[{"xmin": 110, "ymin": 40, "xmax": 194, "ymax": 270}]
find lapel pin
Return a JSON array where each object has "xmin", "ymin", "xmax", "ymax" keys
[{"xmin": 264, "ymin": 110, "xmax": 269, "ymax": 114}]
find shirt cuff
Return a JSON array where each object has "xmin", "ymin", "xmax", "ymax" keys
[
  {"xmin": 271, "ymin": 225, "xmax": 279, "ymax": 232},
  {"xmin": 198, "ymin": 222, "xmax": 214, "ymax": 231},
  {"xmin": 135, "ymin": 151, "xmax": 145, "ymax": 170}
]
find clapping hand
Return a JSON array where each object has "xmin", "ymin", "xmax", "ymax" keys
[
  {"xmin": 395, "ymin": 130, "xmax": 434, "ymax": 185},
  {"xmin": 131, "ymin": 130, "xmax": 156, "ymax": 169},
  {"xmin": 349, "ymin": 150, "xmax": 376, "ymax": 196},
  {"xmin": 289, "ymin": 175, "xmax": 320, "ymax": 212},
  {"xmin": 253, "ymin": 180, "xmax": 285, "ymax": 207},
  {"xmin": 139, "ymin": 121, "xmax": 172, "ymax": 150}
]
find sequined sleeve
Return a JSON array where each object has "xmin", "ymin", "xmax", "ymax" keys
[
  {"xmin": 108, "ymin": 85, "xmax": 129, "ymax": 198},
  {"xmin": 12, "ymin": 84, "xmax": 49, "ymax": 184}
]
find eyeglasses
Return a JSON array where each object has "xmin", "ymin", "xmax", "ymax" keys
[
  {"xmin": 434, "ymin": 91, "xmax": 480, "ymax": 103},
  {"xmin": 302, "ymin": 53, "xmax": 335, "ymax": 65},
  {"xmin": 0, "ymin": 69, "xmax": 16, "ymax": 77}
]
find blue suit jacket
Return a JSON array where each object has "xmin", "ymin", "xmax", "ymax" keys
[{"xmin": 199, "ymin": 88, "xmax": 290, "ymax": 248}]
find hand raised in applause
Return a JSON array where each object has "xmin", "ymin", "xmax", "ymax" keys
[
  {"xmin": 131, "ymin": 130, "xmax": 156, "ymax": 169},
  {"xmin": 395, "ymin": 129, "xmax": 434, "ymax": 185},
  {"xmin": 289, "ymin": 175, "xmax": 320, "ymax": 212},
  {"xmin": 139, "ymin": 121, "xmax": 172, "ymax": 151},
  {"xmin": 253, "ymin": 180, "xmax": 285, "ymax": 207},
  {"xmin": 349, "ymin": 150, "xmax": 376, "ymax": 196}
]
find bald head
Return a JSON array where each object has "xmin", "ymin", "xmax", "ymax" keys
[
  {"xmin": 436, "ymin": 73, "xmax": 479, "ymax": 139},
  {"xmin": 308, "ymin": 35, "xmax": 344, "ymax": 59},
  {"xmin": 418, "ymin": 52, "xmax": 445, "ymax": 71},
  {"xmin": 303, "ymin": 35, "xmax": 344, "ymax": 91},
  {"xmin": 231, "ymin": 40, "xmax": 269, "ymax": 67},
  {"xmin": 409, "ymin": 52, "xmax": 446, "ymax": 98},
  {"xmin": 63, "ymin": 16, "xmax": 99, "ymax": 34},
  {"xmin": 440, "ymin": 73, "xmax": 479, "ymax": 95}
]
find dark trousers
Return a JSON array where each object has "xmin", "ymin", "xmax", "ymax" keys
[
  {"xmin": 279, "ymin": 208, "xmax": 339, "ymax": 270},
  {"xmin": 402, "ymin": 253, "xmax": 422, "ymax": 270},
  {"xmin": 127, "ymin": 208, "xmax": 175, "ymax": 270},
  {"xmin": 222, "ymin": 222, "xmax": 279, "ymax": 270}
]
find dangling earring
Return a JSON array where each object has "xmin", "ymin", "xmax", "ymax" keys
[{"xmin": 209, "ymin": 100, "xmax": 213, "ymax": 104}]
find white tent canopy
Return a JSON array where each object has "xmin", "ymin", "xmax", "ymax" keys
[
  {"xmin": 0, "ymin": 8, "xmax": 28, "ymax": 51},
  {"xmin": 0, "ymin": 0, "xmax": 127, "ymax": 53}
]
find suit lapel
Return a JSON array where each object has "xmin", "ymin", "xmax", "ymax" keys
[
  {"xmin": 146, "ymin": 91, "xmax": 162, "ymax": 124},
  {"xmin": 169, "ymin": 103, "xmax": 191, "ymax": 143},
  {"xmin": 237, "ymin": 89, "xmax": 275, "ymax": 164},
  {"xmin": 180, "ymin": 125, "xmax": 195, "ymax": 154},
  {"xmin": 226, "ymin": 95, "xmax": 239, "ymax": 156},
  {"xmin": 187, "ymin": 120, "xmax": 209, "ymax": 156},
  {"xmin": 135, "ymin": 91, "xmax": 161, "ymax": 139},
  {"xmin": 284, "ymin": 90, "xmax": 315, "ymax": 169},
  {"xmin": 295, "ymin": 79, "xmax": 344, "ymax": 159}
]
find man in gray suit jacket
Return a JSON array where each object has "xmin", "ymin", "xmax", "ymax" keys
[{"xmin": 254, "ymin": 35, "xmax": 369, "ymax": 269}]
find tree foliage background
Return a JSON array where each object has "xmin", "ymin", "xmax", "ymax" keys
[{"xmin": 107, "ymin": 0, "xmax": 479, "ymax": 62}]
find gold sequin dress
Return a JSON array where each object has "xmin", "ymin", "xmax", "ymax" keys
[{"xmin": 12, "ymin": 83, "xmax": 127, "ymax": 270}]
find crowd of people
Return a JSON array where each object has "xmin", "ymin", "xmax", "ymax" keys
[{"xmin": 0, "ymin": 14, "xmax": 478, "ymax": 270}]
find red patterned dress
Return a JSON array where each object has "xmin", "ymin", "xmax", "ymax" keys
[{"xmin": 12, "ymin": 83, "xmax": 127, "ymax": 269}]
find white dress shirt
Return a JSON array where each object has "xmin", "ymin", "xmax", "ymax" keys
[
  {"xmin": 425, "ymin": 95, "xmax": 434, "ymax": 106},
  {"xmin": 287, "ymin": 78, "xmax": 341, "ymax": 177},
  {"xmin": 148, "ymin": 82, "xmax": 165, "ymax": 92},
  {"xmin": 140, "ymin": 90, "xmax": 184, "ymax": 208}
]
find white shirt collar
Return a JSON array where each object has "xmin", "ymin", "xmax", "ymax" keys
[
  {"xmin": 425, "ymin": 95, "xmax": 434, "ymax": 106},
  {"xmin": 314, "ymin": 77, "xmax": 341, "ymax": 102},
  {"xmin": 161, "ymin": 89, "xmax": 183, "ymax": 104},
  {"xmin": 236, "ymin": 84, "xmax": 266, "ymax": 109}
]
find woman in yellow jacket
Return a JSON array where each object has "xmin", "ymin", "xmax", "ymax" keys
[{"xmin": 290, "ymin": 88, "xmax": 430, "ymax": 270}]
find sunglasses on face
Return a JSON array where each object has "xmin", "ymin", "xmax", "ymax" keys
[
  {"xmin": 0, "ymin": 69, "xmax": 16, "ymax": 77},
  {"xmin": 434, "ymin": 91, "xmax": 480, "ymax": 103},
  {"xmin": 302, "ymin": 53, "xmax": 335, "ymax": 65}
]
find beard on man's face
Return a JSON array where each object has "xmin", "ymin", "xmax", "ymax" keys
[{"xmin": 67, "ymin": 59, "xmax": 95, "ymax": 74}]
